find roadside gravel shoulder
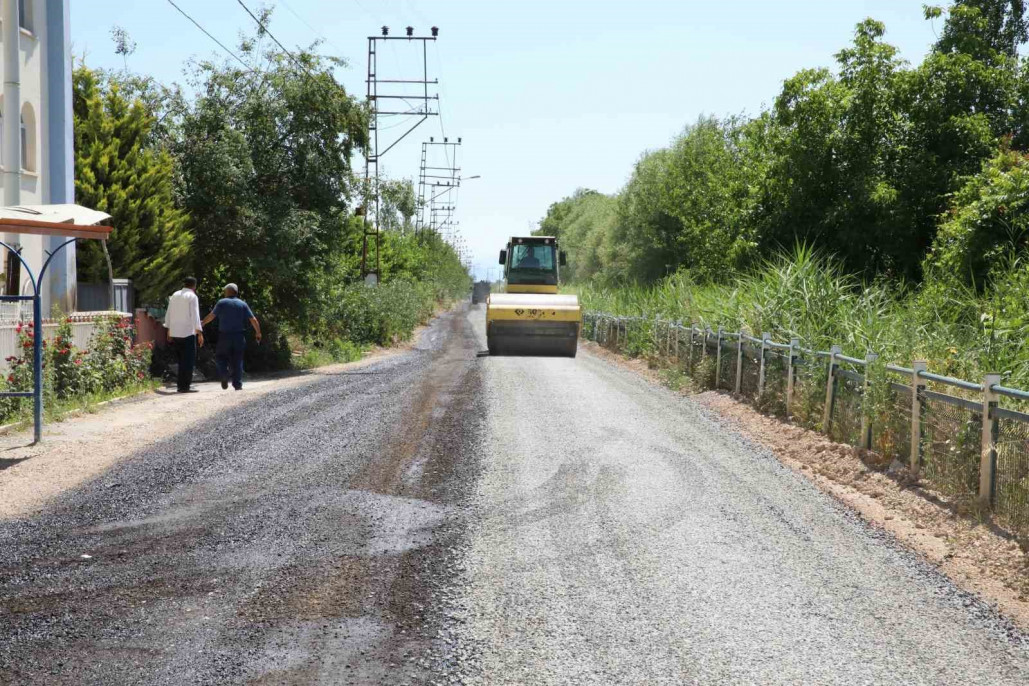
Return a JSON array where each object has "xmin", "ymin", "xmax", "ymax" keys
[
  {"xmin": 0, "ymin": 343, "xmax": 411, "ymax": 521},
  {"xmin": 581, "ymin": 340, "xmax": 1029, "ymax": 631}
]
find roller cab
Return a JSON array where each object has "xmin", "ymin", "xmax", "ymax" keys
[{"xmin": 486, "ymin": 236, "xmax": 581, "ymax": 357}]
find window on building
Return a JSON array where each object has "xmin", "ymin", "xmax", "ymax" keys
[
  {"xmin": 5, "ymin": 249, "xmax": 22, "ymax": 296},
  {"xmin": 20, "ymin": 104, "xmax": 35, "ymax": 172},
  {"xmin": 19, "ymin": 0, "xmax": 33, "ymax": 33}
]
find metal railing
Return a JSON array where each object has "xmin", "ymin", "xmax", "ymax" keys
[{"xmin": 580, "ymin": 312, "xmax": 1029, "ymax": 535}]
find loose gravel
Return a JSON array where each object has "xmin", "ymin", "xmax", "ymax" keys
[
  {"xmin": 0, "ymin": 311, "xmax": 485, "ymax": 685},
  {"xmin": 4, "ymin": 306, "xmax": 1029, "ymax": 685},
  {"xmin": 448, "ymin": 309, "xmax": 1029, "ymax": 685}
]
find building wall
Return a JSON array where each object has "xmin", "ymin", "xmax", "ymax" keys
[{"xmin": 0, "ymin": 0, "xmax": 75, "ymax": 313}]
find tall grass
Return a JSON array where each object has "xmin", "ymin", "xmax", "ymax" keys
[{"xmin": 577, "ymin": 246, "xmax": 1028, "ymax": 389}]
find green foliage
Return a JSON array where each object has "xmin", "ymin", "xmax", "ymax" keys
[
  {"xmin": 74, "ymin": 65, "xmax": 192, "ymax": 303},
  {"xmin": 0, "ymin": 316, "xmax": 152, "ymax": 423},
  {"xmin": 927, "ymin": 149, "xmax": 1029, "ymax": 288},
  {"xmin": 536, "ymin": 189, "xmax": 618, "ymax": 282},
  {"xmin": 77, "ymin": 16, "xmax": 469, "ymax": 371},
  {"xmin": 548, "ymin": 3, "xmax": 1029, "ymax": 285},
  {"xmin": 172, "ymin": 44, "xmax": 367, "ymax": 337},
  {"xmin": 579, "ymin": 244, "xmax": 1029, "ymax": 390}
]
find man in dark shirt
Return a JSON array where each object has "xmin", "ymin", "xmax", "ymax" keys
[{"xmin": 201, "ymin": 283, "xmax": 262, "ymax": 390}]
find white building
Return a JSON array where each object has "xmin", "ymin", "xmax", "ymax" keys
[{"xmin": 0, "ymin": 0, "xmax": 75, "ymax": 313}]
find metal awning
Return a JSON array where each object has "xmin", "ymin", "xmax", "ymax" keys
[{"xmin": 0, "ymin": 204, "xmax": 114, "ymax": 239}]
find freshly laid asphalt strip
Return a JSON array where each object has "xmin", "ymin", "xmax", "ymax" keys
[
  {"xmin": 2, "ymin": 305, "xmax": 1029, "ymax": 685},
  {"xmin": 447, "ymin": 308, "xmax": 1028, "ymax": 685}
]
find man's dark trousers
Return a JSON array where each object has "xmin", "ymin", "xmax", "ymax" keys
[
  {"xmin": 216, "ymin": 332, "xmax": 247, "ymax": 389},
  {"xmin": 172, "ymin": 335, "xmax": 197, "ymax": 392}
]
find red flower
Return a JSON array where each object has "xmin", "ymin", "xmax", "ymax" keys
[
  {"xmin": 6, "ymin": 375, "xmax": 12, "ymax": 383},
  {"xmin": 74, "ymin": 359, "xmax": 82, "ymax": 366},
  {"xmin": 137, "ymin": 372, "xmax": 144, "ymax": 380}
]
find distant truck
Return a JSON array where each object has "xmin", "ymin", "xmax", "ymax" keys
[{"xmin": 472, "ymin": 281, "xmax": 491, "ymax": 304}]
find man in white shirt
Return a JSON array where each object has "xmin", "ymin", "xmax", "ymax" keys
[{"xmin": 164, "ymin": 277, "xmax": 204, "ymax": 393}]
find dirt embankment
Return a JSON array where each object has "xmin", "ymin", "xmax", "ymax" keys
[{"xmin": 582, "ymin": 340, "xmax": 1029, "ymax": 631}]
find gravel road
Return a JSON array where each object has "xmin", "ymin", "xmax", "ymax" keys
[{"xmin": 2, "ymin": 305, "xmax": 1028, "ymax": 685}]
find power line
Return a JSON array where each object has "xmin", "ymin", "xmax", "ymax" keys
[
  {"xmin": 434, "ymin": 42, "xmax": 452, "ymax": 168},
  {"xmin": 166, "ymin": 0, "xmax": 251, "ymax": 71},
  {"xmin": 235, "ymin": 0, "xmax": 313, "ymax": 76},
  {"xmin": 277, "ymin": 0, "xmax": 348, "ymax": 60}
]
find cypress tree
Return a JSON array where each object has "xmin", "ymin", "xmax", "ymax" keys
[{"xmin": 73, "ymin": 65, "xmax": 192, "ymax": 304}]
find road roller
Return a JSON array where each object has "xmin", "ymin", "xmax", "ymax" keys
[{"xmin": 485, "ymin": 236, "xmax": 581, "ymax": 357}]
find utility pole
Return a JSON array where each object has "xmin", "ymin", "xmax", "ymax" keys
[
  {"xmin": 361, "ymin": 25, "xmax": 439, "ymax": 283},
  {"xmin": 417, "ymin": 137, "xmax": 461, "ymax": 236}
]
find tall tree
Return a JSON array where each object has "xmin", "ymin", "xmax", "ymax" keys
[
  {"xmin": 73, "ymin": 65, "xmax": 193, "ymax": 304},
  {"xmin": 173, "ymin": 37, "xmax": 367, "ymax": 334}
]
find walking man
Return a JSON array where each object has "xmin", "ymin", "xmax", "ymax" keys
[
  {"xmin": 165, "ymin": 277, "xmax": 204, "ymax": 393},
  {"xmin": 201, "ymin": 283, "xmax": 261, "ymax": 391}
]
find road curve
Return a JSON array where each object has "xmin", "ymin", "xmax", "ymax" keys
[{"xmin": 1, "ymin": 305, "xmax": 1027, "ymax": 685}]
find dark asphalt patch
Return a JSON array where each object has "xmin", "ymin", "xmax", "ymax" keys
[{"xmin": 0, "ymin": 309, "xmax": 486, "ymax": 685}]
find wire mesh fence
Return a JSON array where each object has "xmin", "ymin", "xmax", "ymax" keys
[
  {"xmin": 718, "ymin": 340, "xmax": 736, "ymax": 390},
  {"xmin": 872, "ymin": 382, "xmax": 912, "ymax": 466},
  {"xmin": 758, "ymin": 351, "xmax": 789, "ymax": 417},
  {"xmin": 829, "ymin": 368, "xmax": 864, "ymax": 447},
  {"xmin": 994, "ymin": 409, "xmax": 1029, "ymax": 532},
  {"xmin": 739, "ymin": 343, "xmax": 760, "ymax": 400},
  {"xmin": 919, "ymin": 391, "xmax": 981, "ymax": 504},
  {"xmin": 791, "ymin": 356, "xmax": 827, "ymax": 431}
]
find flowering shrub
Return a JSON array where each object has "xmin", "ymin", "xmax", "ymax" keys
[{"xmin": 0, "ymin": 315, "xmax": 152, "ymax": 422}]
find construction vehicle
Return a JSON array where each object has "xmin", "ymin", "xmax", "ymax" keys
[
  {"xmin": 485, "ymin": 236, "xmax": 581, "ymax": 357},
  {"xmin": 471, "ymin": 280, "xmax": 491, "ymax": 304}
]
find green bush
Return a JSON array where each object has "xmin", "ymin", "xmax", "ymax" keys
[{"xmin": 0, "ymin": 316, "xmax": 153, "ymax": 423}]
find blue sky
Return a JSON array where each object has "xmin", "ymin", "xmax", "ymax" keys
[{"xmin": 71, "ymin": 1, "xmax": 939, "ymax": 280}]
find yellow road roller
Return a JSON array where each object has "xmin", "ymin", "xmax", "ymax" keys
[{"xmin": 486, "ymin": 236, "xmax": 581, "ymax": 357}]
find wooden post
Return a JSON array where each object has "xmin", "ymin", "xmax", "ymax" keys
[
  {"xmin": 735, "ymin": 331, "xmax": 744, "ymax": 394},
  {"xmin": 979, "ymin": 373, "xmax": 1001, "ymax": 507},
  {"xmin": 674, "ymin": 322, "xmax": 680, "ymax": 363},
  {"xmin": 758, "ymin": 332, "xmax": 771, "ymax": 397},
  {"xmin": 714, "ymin": 327, "xmax": 723, "ymax": 389},
  {"xmin": 860, "ymin": 353, "xmax": 878, "ymax": 450},
  {"xmin": 786, "ymin": 338, "xmax": 800, "ymax": 418},
  {"xmin": 910, "ymin": 361, "xmax": 927, "ymax": 472},
  {"xmin": 822, "ymin": 345, "xmax": 842, "ymax": 433}
]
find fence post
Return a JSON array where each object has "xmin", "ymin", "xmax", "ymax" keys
[
  {"xmin": 822, "ymin": 345, "xmax": 842, "ymax": 433},
  {"xmin": 714, "ymin": 327, "xmax": 723, "ymax": 389},
  {"xmin": 910, "ymin": 361, "xmax": 927, "ymax": 472},
  {"xmin": 786, "ymin": 338, "xmax": 800, "ymax": 418},
  {"xmin": 979, "ymin": 373, "xmax": 1001, "ymax": 507},
  {"xmin": 860, "ymin": 353, "xmax": 878, "ymax": 450},
  {"xmin": 735, "ymin": 331, "xmax": 744, "ymax": 394},
  {"xmin": 758, "ymin": 332, "xmax": 771, "ymax": 397},
  {"xmin": 687, "ymin": 325, "xmax": 695, "ymax": 373},
  {"xmin": 674, "ymin": 322, "xmax": 680, "ymax": 363},
  {"xmin": 701, "ymin": 327, "xmax": 708, "ymax": 365}
]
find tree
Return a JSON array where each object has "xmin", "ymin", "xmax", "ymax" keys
[
  {"xmin": 536, "ymin": 189, "xmax": 617, "ymax": 282},
  {"xmin": 926, "ymin": 148, "xmax": 1029, "ymax": 287},
  {"xmin": 172, "ymin": 39, "xmax": 368, "ymax": 334},
  {"xmin": 73, "ymin": 65, "xmax": 193, "ymax": 304}
]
